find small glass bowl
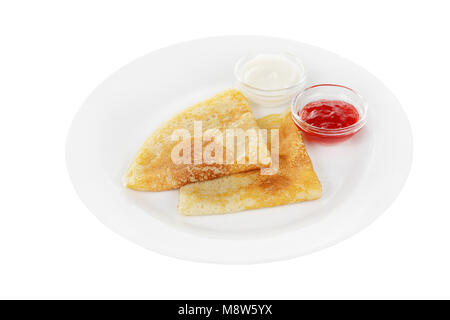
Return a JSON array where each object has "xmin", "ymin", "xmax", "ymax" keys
[
  {"xmin": 234, "ymin": 52, "xmax": 307, "ymax": 107},
  {"xmin": 291, "ymin": 84, "xmax": 368, "ymax": 142}
]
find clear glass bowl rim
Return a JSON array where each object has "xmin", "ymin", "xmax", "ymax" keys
[{"xmin": 291, "ymin": 84, "xmax": 368, "ymax": 135}]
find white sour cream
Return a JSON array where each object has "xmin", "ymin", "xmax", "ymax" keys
[{"xmin": 240, "ymin": 54, "xmax": 302, "ymax": 90}]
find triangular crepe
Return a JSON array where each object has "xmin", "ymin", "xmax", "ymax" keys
[
  {"xmin": 124, "ymin": 89, "xmax": 269, "ymax": 191},
  {"xmin": 178, "ymin": 111, "xmax": 322, "ymax": 215}
]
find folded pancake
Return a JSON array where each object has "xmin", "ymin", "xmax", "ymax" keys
[
  {"xmin": 178, "ymin": 111, "xmax": 322, "ymax": 215},
  {"xmin": 124, "ymin": 89, "xmax": 269, "ymax": 191}
]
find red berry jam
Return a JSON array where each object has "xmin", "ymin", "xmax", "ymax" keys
[
  {"xmin": 295, "ymin": 99, "xmax": 361, "ymax": 143},
  {"xmin": 300, "ymin": 100, "xmax": 359, "ymax": 129}
]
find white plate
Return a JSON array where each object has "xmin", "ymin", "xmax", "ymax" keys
[{"xmin": 66, "ymin": 36, "xmax": 412, "ymax": 264}]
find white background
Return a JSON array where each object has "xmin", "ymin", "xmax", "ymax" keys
[{"xmin": 1, "ymin": 0, "xmax": 449, "ymax": 300}]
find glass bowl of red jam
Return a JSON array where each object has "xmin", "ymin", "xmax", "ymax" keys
[{"xmin": 291, "ymin": 84, "xmax": 368, "ymax": 143}]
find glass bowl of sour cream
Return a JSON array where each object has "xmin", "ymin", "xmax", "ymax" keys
[{"xmin": 234, "ymin": 52, "xmax": 307, "ymax": 107}]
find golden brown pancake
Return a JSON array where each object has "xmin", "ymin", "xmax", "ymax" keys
[
  {"xmin": 124, "ymin": 89, "xmax": 269, "ymax": 191},
  {"xmin": 178, "ymin": 111, "xmax": 322, "ymax": 215}
]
